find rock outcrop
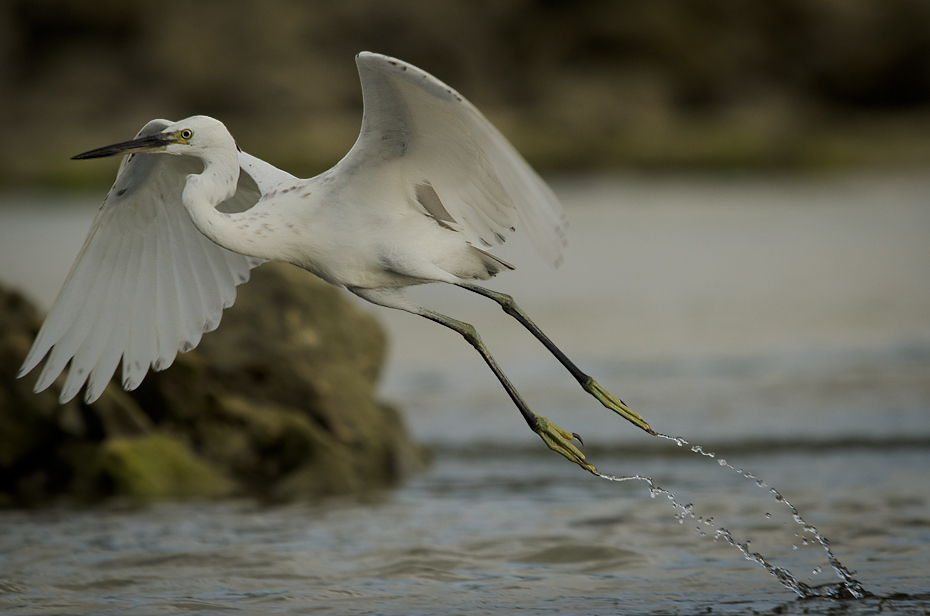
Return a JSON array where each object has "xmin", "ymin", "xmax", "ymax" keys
[{"xmin": 0, "ymin": 263, "xmax": 425, "ymax": 506}]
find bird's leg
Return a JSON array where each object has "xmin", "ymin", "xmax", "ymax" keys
[
  {"xmin": 457, "ymin": 283, "xmax": 654, "ymax": 434},
  {"xmin": 419, "ymin": 309, "xmax": 598, "ymax": 474}
]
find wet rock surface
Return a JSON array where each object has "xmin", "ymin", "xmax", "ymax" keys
[{"xmin": 0, "ymin": 263, "xmax": 425, "ymax": 506}]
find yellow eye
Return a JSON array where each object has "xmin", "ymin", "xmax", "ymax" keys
[{"xmin": 179, "ymin": 129, "xmax": 193, "ymax": 140}]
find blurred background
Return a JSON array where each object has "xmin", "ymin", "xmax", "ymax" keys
[
  {"xmin": 1, "ymin": 0, "xmax": 929, "ymax": 446},
  {"xmin": 1, "ymin": 0, "xmax": 926, "ymax": 446},
  {"xmin": 4, "ymin": 0, "xmax": 930, "ymax": 187},
  {"xmin": 0, "ymin": 0, "xmax": 928, "ymax": 454}
]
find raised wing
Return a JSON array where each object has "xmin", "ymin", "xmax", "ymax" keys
[
  {"xmin": 342, "ymin": 52, "xmax": 567, "ymax": 265},
  {"xmin": 18, "ymin": 120, "xmax": 295, "ymax": 404}
]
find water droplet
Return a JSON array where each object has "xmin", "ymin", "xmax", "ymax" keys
[{"xmin": 589, "ymin": 433, "xmax": 868, "ymax": 599}]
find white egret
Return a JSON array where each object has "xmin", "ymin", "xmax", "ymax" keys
[{"xmin": 18, "ymin": 52, "xmax": 653, "ymax": 473}]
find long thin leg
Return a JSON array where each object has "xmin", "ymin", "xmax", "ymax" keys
[
  {"xmin": 458, "ymin": 283, "xmax": 654, "ymax": 434},
  {"xmin": 348, "ymin": 286, "xmax": 600, "ymax": 472},
  {"xmin": 419, "ymin": 309, "xmax": 597, "ymax": 473}
]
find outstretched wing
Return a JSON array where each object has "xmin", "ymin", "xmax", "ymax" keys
[
  {"xmin": 18, "ymin": 120, "xmax": 295, "ymax": 404},
  {"xmin": 341, "ymin": 52, "xmax": 567, "ymax": 265}
]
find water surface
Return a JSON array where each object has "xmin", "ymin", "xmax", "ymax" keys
[{"xmin": 1, "ymin": 446, "xmax": 927, "ymax": 615}]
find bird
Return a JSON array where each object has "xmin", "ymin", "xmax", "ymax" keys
[{"xmin": 18, "ymin": 52, "xmax": 653, "ymax": 474}]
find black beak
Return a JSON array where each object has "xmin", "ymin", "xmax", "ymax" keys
[{"xmin": 72, "ymin": 133, "xmax": 179, "ymax": 160}]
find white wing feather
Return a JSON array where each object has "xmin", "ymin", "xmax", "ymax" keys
[
  {"xmin": 18, "ymin": 120, "xmax": 294, "ymax": 403},
  {"xmin": 346, "ymin": 52, "xmax": 567, "ymax": 265}
]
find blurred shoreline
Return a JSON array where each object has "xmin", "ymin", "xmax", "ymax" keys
[
  {"xmin": 7, "ymin": 108, "xmax": 930, "ymax": 190},
  {"xmin": 4, "ymin": 1, "xmax": 930, "ymax": 187}
]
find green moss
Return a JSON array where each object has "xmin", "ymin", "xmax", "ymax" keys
[{"xmin": 96, "ymin": 434, "xmax": 231, "ymax": 499}]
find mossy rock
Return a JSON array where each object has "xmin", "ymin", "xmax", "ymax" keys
[
  {"xmin": 89, "ymin": 434, "xmax": 232, "ymax": 499},
  {"xmin": 0, "ymin": 265, "xmax": 426, "ymax": 506}
]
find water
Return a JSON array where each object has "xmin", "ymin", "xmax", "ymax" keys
[
  {"xmin": 1, "ymin": 173, "xmax": 929, "ymax": 614},
  {"xmin": 598, "ymin": 433, "xmax": 869, "ymax": 600},
  {"xmin": 0, "ymin": 446, "xmax": 927, "ymax": 615}
]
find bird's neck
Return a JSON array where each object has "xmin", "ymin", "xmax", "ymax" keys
[{"xmin": 181, "ymin": 150, "xmax": 277, "ymax": 259}]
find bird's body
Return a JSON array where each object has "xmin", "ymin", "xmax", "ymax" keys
[
  {"xmin": 19, "ymin": 52, "xmax": 651, "ymax": 474},
  {"xmin": 247, "ymin": 165, "xmax": 511, "ymax": 290}
]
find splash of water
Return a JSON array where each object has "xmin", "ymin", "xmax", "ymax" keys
[{"xmin": 595, "ymin": 432, "xmax": 870, "ymax": 600}]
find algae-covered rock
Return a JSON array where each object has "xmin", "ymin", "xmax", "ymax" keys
[
  {"xmin": 91, "ymin": 434, "xmax": 232, "ymax": 499},
  {"xmin": 0, "ymin": 264, "xmax": 425, "ymax": 506}
]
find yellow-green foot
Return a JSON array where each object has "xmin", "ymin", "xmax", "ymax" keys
[
  {"xmin": 583, "ymin": 377, "xmax": 654, "ymax": 434},
  {"xmin": 533, "ymin": 415, "xmax": 598, "ymax": 474}
]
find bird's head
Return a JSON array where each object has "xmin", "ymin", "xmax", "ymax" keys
[{"xmin": 72, "ymin": 116, "xmax": 236, "ymax": 160}]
